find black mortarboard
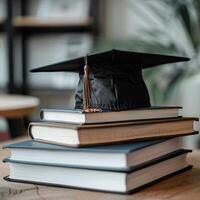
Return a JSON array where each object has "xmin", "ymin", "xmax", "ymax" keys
[{"xmin": 30, "ymin": 49, "xmax": 190, "ymax": 112}]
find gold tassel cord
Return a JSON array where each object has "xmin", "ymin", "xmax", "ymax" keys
[
  {"xmin": 83, "ymin": 56, "xmax": 101, "ymax": 113},
  {"xmin": 83, "ymin": 64, "xmax": 92, "ymax": 111}
]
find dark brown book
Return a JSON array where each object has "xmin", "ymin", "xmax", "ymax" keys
[{"xmin": 29, "ymin": 117, "xmax": 198, "ymax": 147}]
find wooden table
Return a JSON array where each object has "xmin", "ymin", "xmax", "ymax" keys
[
  {"xmin": 0, "ymin": 94, "xmax": 39, "ymax": 138},
  {"xmin": 1, "ymin": 138, "xmax": 200, "ymax": 200}
]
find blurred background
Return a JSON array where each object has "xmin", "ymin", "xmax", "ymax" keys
[{"xmin": 0, "ymin": 0, "xmax": 200, "ymax": 147}]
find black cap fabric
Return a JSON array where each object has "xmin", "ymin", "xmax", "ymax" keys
[
  {"xmin": 30, "ymin": 49, "xmax": 190, "ymax": 111},
  {"xmin": 31, "ymin": 49, "xmax": 189, "ymax": 73}
]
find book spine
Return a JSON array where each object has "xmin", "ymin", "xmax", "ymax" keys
[{"xmin": 28, "ymin": 123, "xmax": 34, "ymax": 139}]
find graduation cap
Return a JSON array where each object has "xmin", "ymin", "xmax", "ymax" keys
[{"xmin": 31, "ymin": 49, "xmax": 190, "ymax": 112}]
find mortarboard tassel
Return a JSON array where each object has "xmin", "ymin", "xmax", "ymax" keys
[{"xmin": 83, "ymin": 55, "xmax": 101, "ymax": 113}]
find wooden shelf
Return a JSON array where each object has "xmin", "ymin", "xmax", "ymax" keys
[
  {"xmin": 3, "ymin": 0, "xmax": 99, "ymax": 96},
  {"xmin": 0, "ymin": 16, "xmax": 94, "ymax": 33},
  {"xmin": 13, "ymin": 16, "xmax": 94, "ymax": 33},
  {"xmin": 14, "ymin": 16, "xmax": 93, "ymax": 27}
]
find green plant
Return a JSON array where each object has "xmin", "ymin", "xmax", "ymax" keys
[{"xmin": 93, "ymin": 0, "xmax": 200, "ymax": 104}]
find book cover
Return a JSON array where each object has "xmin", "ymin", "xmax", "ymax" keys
[
  {"xmin": 28, "ymin": 117, "xmax": 198, "ymax": 147},
  {"xmin": 40, "ymin": 106, "xmax": 182, "ymax": 124},
  {"xmin": 4, "ymin": 150, "xmax": 192, "ymax": 194},
  {"xmin": 4, "ymin": 139, "xmax": 167, "ymax": 154}
]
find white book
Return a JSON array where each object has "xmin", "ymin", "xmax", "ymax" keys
[
  {"xmin": 4, "ymin": 138, "xmax": 181, "ymax": 171},
  {"xmin": 40, "ymin": 106, "xmax": 182, "ymax": 124},
  {"xmin": 4, "ymin": 151, "xmax": 191, "ymax": 193}
]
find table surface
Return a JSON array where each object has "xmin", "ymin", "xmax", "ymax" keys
[
  {"xmin": 1, "ymin": 138, "xmax": 200, "ymax": 200},
  {"xmin": 0, "ymin": 94, "xmax": 39, "ymax": 118}
]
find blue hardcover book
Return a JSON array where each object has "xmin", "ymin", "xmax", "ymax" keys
[
  {"xmin": 4, "ymin": 150, "xmax": 191, "ymax": 194},
  {"xmin": 4, "ymin": 137, "xmax": 182, "ymax": 171}
]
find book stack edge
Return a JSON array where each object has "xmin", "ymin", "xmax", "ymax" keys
[{"xmin": 3, "ymin": 106, "xmax": 198, "ymax": 193}]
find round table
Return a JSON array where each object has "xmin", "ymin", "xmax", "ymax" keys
[{"xmin": 0, "ymin": 94, "xmax": 39, "ymax": 138}]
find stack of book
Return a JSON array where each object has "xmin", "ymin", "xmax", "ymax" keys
[{"xmin": 4, "ymin": 106, "xmax": 198, "ymax": 194}]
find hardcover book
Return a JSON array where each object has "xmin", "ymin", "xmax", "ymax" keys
[
  {"xmin": 40, "ymin": 106, "xmax": 182, "ymax": 124},
  {"xmin": 4, "ymin": 138, "xmax": 181, "ymax": 171},
  {"xmin": 4, "ymin": 150, "xmax": 192, "ymax": 194},
  {"xmin": 29, "ymin": 117, "xmax": 198, "ymax": 147}
]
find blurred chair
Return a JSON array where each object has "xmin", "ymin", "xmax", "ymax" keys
[{"xmin": 0, "ymin": 94, "xmax": 39, "ymax": 139}]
